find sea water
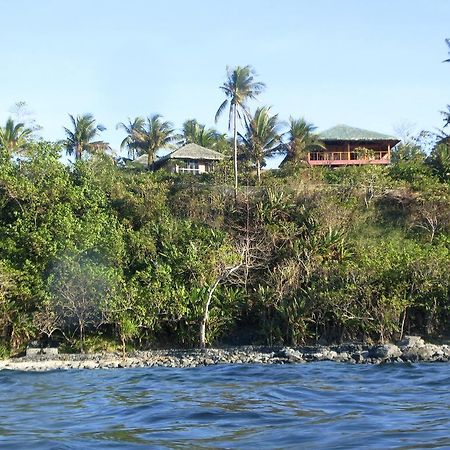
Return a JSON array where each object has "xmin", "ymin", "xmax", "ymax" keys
[{"xmin": 0, "ymin": 362, "xmax": 449, "ymax": 449}]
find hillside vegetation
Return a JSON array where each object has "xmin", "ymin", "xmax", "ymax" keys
[{"xmin": 0, "ymin": 141, "xmax": 449, "ymax": 355}]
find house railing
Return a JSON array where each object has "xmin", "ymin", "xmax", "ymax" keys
[
  {"xmin": 308, "ymin": 151, "xmax": 389, "ymax": 162},
  {"xmin": 178, "ymin": 167, "xmax": 200, "ymax": 174}
]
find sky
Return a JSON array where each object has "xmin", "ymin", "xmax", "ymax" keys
[{"xmin": 0, "ymin": 0, "xmax": 449, "ymax": 165}]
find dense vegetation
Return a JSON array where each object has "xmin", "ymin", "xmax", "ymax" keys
[
  {"xmin": 0, "ymin": 138, "xmax": 449, "ymax": 356},
  {"xmin": 0, "ymin": 61, "xmax": 449, "ymax": 356}
]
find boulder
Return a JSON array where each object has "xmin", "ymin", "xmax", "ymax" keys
[
  {"xmin": 442, "ymin": 345, "xmax": 450, "ymax": 358},
  {"xmin": 368, "ymin": 344, "xmax": 402, "ymax": 360},
  {"xmin": 275, "ymin": 347, "xmax": 304, "ymax": 363},
  {"xmin": 415, "ymin": 344, "xmax": 439, "ymax": 360},
  {"xmin": 398, "ymin": 336, "xmax": 425, "ymax": 349}
]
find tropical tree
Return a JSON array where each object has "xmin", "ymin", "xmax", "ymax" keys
[
  {"xmin": 439, "ymin": 105, "xmax": 450, "ymax": 132},
  {"xmin": 215, "ymin": 65, "xmax": 265, "ymax": 196},
  {"xmin": 116, "ymin": 117, "xmax": 145, "ymax": 159},
  {"xmin": 282, "ymin": 117, "xmax": 324, "ymax": 165},
  {"xmin": 444, "ymin": 38, "xmax": 450, "ymax": 63},
  {"xmin": 0, "ymin": 118, "xmax": 32, "ymax": 156},
  {"xmin": 132, "ymin": 114, "xmax": 176, "ymax": 168},
  {"xmin": 181, "ymin": 119, "xmax": 226, "ymax": 149},
  {"xmin": 239, "ymin": 106, "xmax": 282, "ymax": 182},
  {"xmin": 63, "ymin": 113, "xmax": 107, "ymax": 161}
]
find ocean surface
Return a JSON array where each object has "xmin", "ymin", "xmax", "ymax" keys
[{"xmin": 0, "ymin": 362, "xmax": 449, "ymax": 449}]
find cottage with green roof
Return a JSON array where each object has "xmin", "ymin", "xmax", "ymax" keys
[
  {"xmin": 308, "ymin": 124, "xmax": 400, "ymax": 167},
  {"xmin": 152, "ymin": 143, "xmax": 225, "ymax": 174}
]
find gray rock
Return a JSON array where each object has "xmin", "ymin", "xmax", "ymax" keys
[
  {"xmin": 442, "ymin": 345, "xmax": 450, "ymax": 357},
  {"xmin": 368, "ymin": 344, "xmax": 402, "ymax": 359},
  {"xmin": 398, "ymin": 336, "xmax": 425, "ymax": 349},
  {"xmin": 276, "ymin": 348, "xmax": 304, "ymax": 363},
  {"xmin": 323, "ymin": 350, "xmax": 338, "ymax": 360},
  {"xmin": 416, "ymin": 344, "xmax": 439, "ymax": 360}
]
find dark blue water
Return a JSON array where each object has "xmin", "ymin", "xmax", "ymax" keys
[{"xmin": 0, "ymin": 363, "xmax": 449, "ymax": 449}]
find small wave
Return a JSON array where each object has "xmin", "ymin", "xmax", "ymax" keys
[{"xmin": 1, "ymin": 363, "xmax": 449, "ymax": 449}]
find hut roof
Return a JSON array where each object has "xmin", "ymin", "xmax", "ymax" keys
[
  {"xmin": 163, "ymin": 143, "xmax": 225, "ymax": 161},
  {"xmin": 318, "ymin": 124, "xmax": 399, "ymax": 143}
]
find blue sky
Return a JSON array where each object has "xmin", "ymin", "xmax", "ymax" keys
[{"xmin": 0, "ymin": 0, "xmax": 449, "ymax": 163}]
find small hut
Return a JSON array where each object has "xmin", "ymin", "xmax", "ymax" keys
[{"xmin": 152, "ymin": 143, "xmax": 225, "ymax": 174}]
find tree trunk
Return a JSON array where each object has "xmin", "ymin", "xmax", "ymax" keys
[
  {"xmin": 233, "ymin": 106, "xmax": 238, "ymax": 199},
  {"xmin": 121, "ymin": 334, "xmax": 126, "ymax": 358},
  {"xmin": 76, "ymin": 144, "xmax": 82, "ymax": 161},
  {"xmin": 400, "ymin": 308, "xmax": 407, "ymax": 340},
  {"xmin": 79, "ymin": 321, "xmax": 84, "ymax": 353},
  {"xmin": 199, "ymin": 263, "xmax": 242, "ymax": 348},
  {"xmin": 200, "ymin": 279, "xmax": 221, "ymax": 349},
  {"xmin": 257, "ymin": 160, "xmax": 261, "ymax": 183}
]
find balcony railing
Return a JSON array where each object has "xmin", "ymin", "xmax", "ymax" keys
[
  {"xmin": 308, "ymin": 151, "xmax": 390, "ymax": 166},
  {"xmin": 178, "ymin": 167, "xmax": 200, "ymax": 174}
]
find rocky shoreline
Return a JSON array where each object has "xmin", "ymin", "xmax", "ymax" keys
[{"xmin": 0, "ymin": 336, "xmax": 449, "ymax": 372}]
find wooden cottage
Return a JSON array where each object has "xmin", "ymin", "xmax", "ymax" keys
[
  {"xmin": 308, "ymin": 124, "xmax": 400, "ymax": 167},
  {"xmin": 153, "ymin": 143, "xmax": 225, "ymax": 174}
]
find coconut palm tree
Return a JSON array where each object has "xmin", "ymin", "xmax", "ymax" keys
[
  {"xmin": 0, "ymin": 117, "xmax": 32, "ymax": 155},
  {"xmin": 239, "ymin": 106, "xmax": 282, "ymax": 183},
  {"xmin": 132, "ymin": 114, "xmax": 176, "ymax": 168},
  {"xmin": 63, "ymin": 114, "xmax": 107, "ymax": 161},
  {"xmin": 215, "ymin": 65, "xmax": 265, "ymax": 196},
  {"xmin": 116, "ymin": 117, "xmax": 145, "ymax": 159},
  {"xmin": 181, "ymin": 119, "xmax": 226, "ymax": 149},
  {"xmin": 444, "ymin": 38, "xmax": 450, "ymax": 63},
  {"xmin": 282, "ymin": 117, "xmax": 324, "ymax": 165}
]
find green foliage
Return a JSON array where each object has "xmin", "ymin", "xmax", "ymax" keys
[
  {"xmin": 0, "ymin": 137, "xmax": 449, "ymax": 356},
  {"xmin": 181, "ymin": 119, "xmax": 228, "ymax": 151},
  {"xmin": 239, "ymin": 106, "xmax": 282, "ymax": 182},
  {"xmin": 0, "ymin": 117, "xmax": 33, "ymax": 156},
  {"xmin": 63, "ymin": 113, "xmax": 107, "ymax": 161},
  {"xmin": 118, "ymin": 114, "xmax": 176, "ymax": 168},
  {"xmin": 282, "ymin": 117, "xmax": 324, "ymax": 166}
]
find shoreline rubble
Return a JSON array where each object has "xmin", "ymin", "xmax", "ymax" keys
[{"xmin": 1, "ymin": 336, "xmax": 449, "ymax": 372}]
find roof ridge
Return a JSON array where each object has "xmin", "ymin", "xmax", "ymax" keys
[{"xmin": 318, "ymin": 124, "xmax": 399, "ymax": 141}]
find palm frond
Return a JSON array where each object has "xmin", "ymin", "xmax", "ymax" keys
[{"xmin": 215, "ymin": 99, "xmax": 229, "ymax": 123}]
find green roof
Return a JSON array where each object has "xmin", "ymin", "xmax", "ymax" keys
[
  {"xmin": 318, "ymin": 124, "xmax": 399, "ymax": 142},
  {"xmin": 164, "ymin": 143, "xmax": 225, "ymax": 161}
]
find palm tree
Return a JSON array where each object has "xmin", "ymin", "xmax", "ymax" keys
[
  {"xmin": 0, "ymin": 117, "xmax": 32, "ymax": 155},
  {"xmin": 444, "ymin": 38, "xmax": 450, "ymax": 63},
  {"xmin": 215, "ymin": 65, "xmax": 265, "ymax": 196},
  {"xmin": 440, "ymin": 105, "xmax": 450, "ymax": 130},
  {"xmin": 239, "ymin": 106, "xmax": 282, "ymax": 183},
  {"xmin": 116, "ymin": 117, "xmax": 145, "ymax": 159},
  {"xmin": 282, "ymin": 117, "xmax": 324, "ymax": 165},
  {"xmin": 132, "ymin": 114, "xmax": 176, "ymax": 168},
  {"xmin": 63, "ymin": 114, "xmax": 107, "ymax": 161},
  {"xmin": 181, "ymin": 119, "xmax": 226, "ymax": 149}
]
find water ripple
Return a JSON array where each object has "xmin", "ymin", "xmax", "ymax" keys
[{"xmin": 0, "ymin": 362, "xmax": 449, "ymax": 448}]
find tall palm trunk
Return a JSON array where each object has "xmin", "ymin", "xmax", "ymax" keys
[
  {"xmin": 147, "ymin": 147, "xmax": 154, "ymax": 169},
  {"xmin": 76, "ymin": 143, "xmax": 82, "ymax": 161},
  {"xmin": 256, "ymin": 160, "xmax": 261, "ymax": 183},
  {"xmin": 233, "ymin": 105, "xmax": 238, "ymax": 198}
]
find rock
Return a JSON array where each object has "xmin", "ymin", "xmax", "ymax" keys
[
  {"xmin": 416, "ymin": 344, "xmax": 439, "ymax": 360},
  {"xmin": 325, "ymin": 350, "xmax": 338, "ymax": 360},
  {"xmin": 402, "ymin": 343, "xmax": 440, "ymax": 361},
  {"xmin": 44, "ymin": 347, "xmax": 59, "ymax": 356},
  {"xmin": 398, "ymin": 335, "xmax": 425, "ymax": 349},
  {"xmin": 25, "ymin": 348, "xmax": 43, "ymax": 357},
  {"xmin": 368, "ymin": 344, "xmax": 402, "ymax": 360},
  {"xmin": 275, "ymin": 348, "xmax": 304, "ymax": 363},
  {"xmin": 334, "ymin": 352, "xmax": 350, "ymax": 362}
]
